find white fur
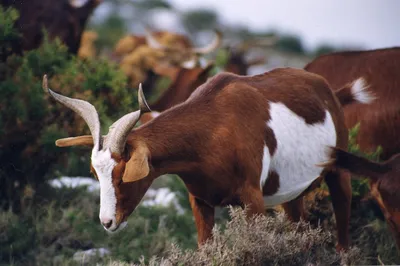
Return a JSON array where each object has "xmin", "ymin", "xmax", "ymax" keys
[
  {"xmin": 351, "ymin": 77, "xmax": 375, "ymax": 104},
  {"xmin": 151, "ymin": 111, "xmax": 161, "ymax": 118},
  {"xmin": 91, "ymin": 149, "xmax": 118, "ymax": 231},
  {"xmin": 69, "ymin": 0, "xmax": 90, "ymax": 8},
  {"xmin": 259, "ymin": 146, "xmax": 271, "ymax": 188},
  {"xmin": 181, "ymin": 58, "xmax": 197, "ymax": 69},
  {"xmin": 106, "ymin": 221, "xmax": 128, "ymax": 234},
  {"xmin": 261, "ymin": 102, "xmax": 336, "ymax": 207}
]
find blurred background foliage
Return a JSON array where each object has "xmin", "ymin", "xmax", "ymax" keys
[
  {"xmin": 0, "ymin": 5, "xmax": 137, "ymax": 214},
  {"xmin": 0, "ymin": 1, "xmax": 397, "ymax": 265}
]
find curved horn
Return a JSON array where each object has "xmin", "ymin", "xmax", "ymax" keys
[
  {"xmin": 144, "ymin": 27, "xmax": 169, "ymax": 50},
  {"xmin": 43, "ymin": 75, "xmax": 102, "ymax": 150},
  {"xmin": 190, "ymin": 29, "xmax": 223, "ymax": 55},
  {"xmin": 104, "ymin": 84, "xmax": 151, "ymax": 154}
]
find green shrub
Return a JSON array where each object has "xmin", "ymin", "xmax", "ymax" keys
[
  {"xmin": 0, "ymin": 187, "xmax": 197, "ymax": 265},
  {"xmin": 347, "ymin": 123, "xmax": 383, "ymax": 198},
  {"xmin": 0, "ymin": 6, "xmax": 21, "ymax": 65},
  {"xmin": 0, "ymin": 6, "xmax": 136, "ymax": 213}
]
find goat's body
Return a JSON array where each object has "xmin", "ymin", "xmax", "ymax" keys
[
  {"xmin": 305, "ymin": 47, "xmax": 400, "ymax": 159},
  {"xmin": 185, "ymin": 68, "xmax": 346, "ymax": 205},
  {"xmin": 135, "ymin": 68, "xmax": 351, "ymax": 249},
  {"xmin": 50, "ymin": 65, "xmax": 373, "ymax": 250}
]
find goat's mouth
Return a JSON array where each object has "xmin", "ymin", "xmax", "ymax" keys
[{"xmin": 103, "ymin": 221, "xmax": 128, "ymax": 233}]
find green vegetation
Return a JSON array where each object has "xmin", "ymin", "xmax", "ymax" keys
[
  {"xmin": 1, "ymin": 4, "xmax": 399, "ymax": 266},
  {"xmin": 0, "ymin": 6, "xmax": 135, "ymax": 213},
  {"xmin": 0, "ymin": 185, "xmax": 197, "ymax": 265},
  {"xmin": 347, "ymin": 123, "xmax": 382, "ymax": 198}
]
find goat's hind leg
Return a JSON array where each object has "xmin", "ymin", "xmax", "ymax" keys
[{"xmin": 324, "ymin": 169, "xmax": 352, "ymax": 251}]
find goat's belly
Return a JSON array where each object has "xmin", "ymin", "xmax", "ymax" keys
[{"xmin": 261, "ymin": 102, "xmax": 337, "ymax": 207}]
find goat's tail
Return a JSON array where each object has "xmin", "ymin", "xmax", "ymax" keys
[
  {"xmin": 317, "ymin": 147, "xmax": 390, "ymax": 181},
  {"xmin": 335, "ymin": 77, "xmax": 376, "ymax": 107}
]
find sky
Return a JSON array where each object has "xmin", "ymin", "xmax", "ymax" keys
[{"xmin": 164, "ymin": 0, "xmax": 400, "ymax": 51}]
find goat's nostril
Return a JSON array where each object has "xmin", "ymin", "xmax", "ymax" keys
[{"xmin": 101, "ymin": 219, "xmax": 113, "ymax": 229}]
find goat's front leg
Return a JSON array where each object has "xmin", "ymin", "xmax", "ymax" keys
[
  {"xmin": 189, "ymin": 193, "xmax": 215, "ymax": 247},
  {"xmin": 324, "ymin": 169, "xmax": 352, "ymax": 251}
]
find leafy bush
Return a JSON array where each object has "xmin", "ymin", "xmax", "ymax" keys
[
  {"xmin": 347, "ymin": 123, "xmax": 383, "ymax": 198},
  {"xmin": 0, "ymin": 186, "xmax": 197, "ymax": 266},
  {"xmin": 0, "ymin": 6, "xmax": 136, "ymax": 213},
  {"xmin": 0, "ymin": 6, "xmax": 21, "ymax": 63}
]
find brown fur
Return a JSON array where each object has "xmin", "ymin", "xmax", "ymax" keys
[
  {"xmin": 305, "ymin": 47, "xmax": 400, "ymax": 160},
  {"xmin": 121, "ymin": 68, "xmax": 352, "ymax": 250},
  {"xmin": 262, "ymin": 171, "xmax": 280, "ymax": 196},
  {"xmin": 57, "ymin": 68, "xmax": 369, "ymax": 250},
  {"xmin": 323, "ymin": 147, "xmax": 400, "ymax": 252}
]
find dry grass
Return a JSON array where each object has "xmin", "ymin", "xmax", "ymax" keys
[{"xmin": 109, "ymin": 207, "xmax": 364, "ymax": 266}]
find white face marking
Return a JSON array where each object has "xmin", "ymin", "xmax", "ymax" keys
[
  {"xmin": 91, "ymin": 149, "xmax": 118, "ymax": 231},
  {"xmin": 261, "ymin": 102, "xmax": 336, "ymax": 207}
]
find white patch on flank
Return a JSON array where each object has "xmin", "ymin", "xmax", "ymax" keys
[
  {"xmin": 351, "ymin": 77, "xmax": 376, "ymax": 104},
  {"xmin": 91, "ymin": 149, "xmax": 118, "ymax": 231},
  {"xmin": 259, "ymin": 146, "xmax": 272, "ymax": 189},
  {"xmin": 261, "ymin": 102, "xmax": 336, "ymax": 207}
]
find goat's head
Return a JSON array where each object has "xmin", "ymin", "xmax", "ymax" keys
[
  {"xmin": 224, "ymin": 36, "xmax": 278, "ymax": 75},
  {"xmin": 43, "ymin": 75, "xmax": 152, "ymax": 232},
  {"xmin": 144, "ymin": 28, "xmax": 222, "ymax": 69}
]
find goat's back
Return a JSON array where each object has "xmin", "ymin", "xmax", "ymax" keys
[{"xmin": 185, "ymin": 67, "xmax": 348, "ymax": 149}]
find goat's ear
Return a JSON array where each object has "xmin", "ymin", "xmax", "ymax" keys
[
  {"xmin": 56, "ymin": 135, "xmax": 94, "ymax": 147},
  {"xmin": 122, "ymin": 144, "xmax": 150, "ymax": 183}
]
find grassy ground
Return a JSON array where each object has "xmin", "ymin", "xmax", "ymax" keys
[{"xmin": 1, "ymin": 175, "xmax": 399, "ymax": 266}]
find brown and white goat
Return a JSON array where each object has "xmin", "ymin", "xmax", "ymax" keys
[
  {"xmin": 44, "ymin": 68, "xmax": 373, "ymax": 251},
  {"xmin": 320, "ymin": 147, "xmax": 400, "ymax": 251}
]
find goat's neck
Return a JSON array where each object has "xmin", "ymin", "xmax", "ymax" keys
[{"xmin": 130, "ymin": 114, "xmax": 204, "ymax": 177}]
